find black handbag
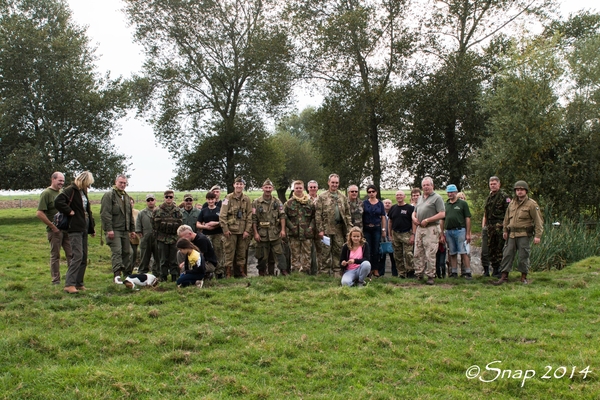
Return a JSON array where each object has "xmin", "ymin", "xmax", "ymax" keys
[{"xmin": 53, "ymin": 191, "xmax": 74, "ymax": 230}]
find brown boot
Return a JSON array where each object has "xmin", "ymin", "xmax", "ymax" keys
[
  {"xmin": 258, "ymin": 269, "xmax": 266, "ymax": 277},
  {"xmin": 63, "ymin": 286, "xmax": 79, "ymax": 294},
  {"xmin": 520, "ymin": 273, "xmax": 529, "ymax": 284},
  {"xmin": 493, "ymin": 272, "xmax": 509, "ymax": 285},
  {"xmin": 226, "ymin": 266, "xmax": 232, "ymax": 279}
]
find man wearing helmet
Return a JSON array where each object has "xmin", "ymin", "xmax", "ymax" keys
[{"xmin": 494, "ymin": 181, "xmax": 543, "ymax": 285}]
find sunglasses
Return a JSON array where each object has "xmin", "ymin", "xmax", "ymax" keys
[
  {"xmin": 146, "ymin": 198, "xmax": 155, "ymax": 202},
  {"xmin": 165, "ymin": 196, "xmax": 173, "ymax": 199},
  {"xmin": 184, "ymin": 199, "xmax": 193, "ymax": 202},
  {"xmin": 367, "ymin": 191, "xmax": 376, "ymax": 194},
  {"xmin": 349, "ymin": 190, "xmax": 358, "ymax": 193}
]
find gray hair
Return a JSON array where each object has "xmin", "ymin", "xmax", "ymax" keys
[
  {"xmin": 177, "ymin": 225, "xmax": 194, "ymax": 235},
  {"xmin": 422, "ymin": 176, "xmax": 434, "ymax": 186}
]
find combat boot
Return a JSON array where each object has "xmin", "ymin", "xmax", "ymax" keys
[
  {"xmin": 225, "ymin": 267, "xmax": 232, "ymax": 279},
  {"xmin": 482, "ymin": 266, "xmax": 490, "ymax": 277},
  {"xmin": 491, "ymin": 267, "xmax": 500, "ymax": 278},
  {"xmin": 258, "ymin": 269, "xmax": 266, "ymax": 277},
  {"xmin": 493, "ymin": 272, "xmax": 509, "ymax": 285},
  {"xmin": 171, "ymin": 274, "xmax": 178, "ymax": 282},
  {"xmin": 520, "ymin": 273, "xmax": 529, "ymax": 284}
]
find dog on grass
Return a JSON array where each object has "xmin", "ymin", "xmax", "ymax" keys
[{"xmin": 115, "ymin": 273, "xmax": 159, "ymax": 289}]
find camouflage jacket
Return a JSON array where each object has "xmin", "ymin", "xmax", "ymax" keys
[
  {"xmin": 348, "ymin": 199, "xmax": 364, "ymax": 230},
  {"xmin": 252, "ymin": 195, "xmax": 285, "ymax": 241},
  {"xmin": 315, "ymin": 190, "xmax": 352, "ymax": 235},
  {"xmin": 152, "ymin": 203, "xmax": 183, "ymax": 244},
  {"xmin": 503, "ymin": 196, "xmax": 544, "ymax": 239},
  {"xmin": 484, "ymin": 190, "xmax": 511, "ymax": 226},
  {"xmin": 284, "ymin": 195, "xmax": 316, "ymax": 240},
  {"xmin": 220, "ymin": 192, "xmax": 252, "ymax": 235}
]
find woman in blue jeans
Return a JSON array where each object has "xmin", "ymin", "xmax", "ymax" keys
[
  {"xmin": 340, "ymin": 227, "xmax": 371, "ymax": 286},
  {"xmin": 362, "ymin": 185, "xmax": 386, "ymax": 276}
]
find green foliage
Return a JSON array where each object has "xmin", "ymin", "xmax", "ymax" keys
[
  {"xmin": 531, "ymin": 221, "xmax": 600, "ymax": 271},
  {"xmin": 393, "ymin": 52, "xmax": 488, "ymax": 189},
  {"xmin": 124, "ymin": 0, "xmax": 297, "ymax": 191},
  {"xmin": 1, "ymin": 207, "xmax": 600, "ymax": 398},
  {"xmin": 471, "ymin": 13, "xmax": 600, "ymax": 217},
  {"xmin": 270, "ymin": 114, "xmax": 325, "ymax": 201},
  {"xmin": 0, "ymin": 0, "xmax": 131, "ymax": 190},
  {"xmin": 171, "ymin": 113, "xmax": 282, "ymax": 192},
  {"xmin": 287, "ymin": 0, "xmax": 415, "ymax": 190}
]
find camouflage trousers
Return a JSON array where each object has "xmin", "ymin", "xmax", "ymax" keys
[
  {"xmin": 224, "ymin": 234, "xmax": 250, "ymax": 277},
  {"xmin": 413, "ymin": 225, "xmax": 441, "ymax": 279},
  {"xmin": 481, "ymin": 224, "xmax": 505, "ymax": 269},
  {"xmin": 317, "ymin": 226, "xmax": 344, "ymax": 277},
  {"xmin": 255, "ymin": 238, "xmax": 287, "ymax": 274},
  {"xmin": 208, "ymin": 234, "xmax": 225, "ymax": 276},
  {"xmin": 392, "ymin": 231, "xmax": 414, "ymax": 277},
  {"xmin": 288, "ymin": 237, "xmax": 312, "ymax": 273}
]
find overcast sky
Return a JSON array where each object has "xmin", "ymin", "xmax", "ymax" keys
[{"xmin": 66, "ymin": 0, "xmax": 597, "ymax": 192}]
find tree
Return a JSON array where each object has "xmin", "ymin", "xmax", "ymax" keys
[
  {"xmin": 393, "ymin": 0, "xmax": 552, "ymax": 189},
  {"xmin": 124, "ymin": 0, "xmax": 297, "ymax": 192},
  {"xmin": 287, "ymin": 0, "xmax": 415, "ymax": 191},
  {"xmin": 0, "ymin": 0, "xmax": 130, "ymax": 190},
  {"xmin": 172, "ymin": 112, "xmax": 283, "ymax": 192},
  {"xmin": 271, "ymin": 109, "xmax": 325, "ymax": 201},
  {"xmin": 470, "ymin": 16, "xmax": 600, "ymax": 218}
]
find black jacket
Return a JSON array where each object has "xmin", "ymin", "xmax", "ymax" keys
[
  {"xmin": 339, "ymin": 242, "xmax": 370, "ymax": 272},
  {"xmin": 55, "ymin": 184, "xmax": 95, "ymax": 234}
]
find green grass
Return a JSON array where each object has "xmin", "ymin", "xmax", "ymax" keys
[{"xmin": 1, "ymin": 208, "xmax": 600, "ymax": 399}]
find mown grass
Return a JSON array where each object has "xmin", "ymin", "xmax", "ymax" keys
[{"xmin": 1, "ymin": 208, "xmax": 600, "ymax": 399}]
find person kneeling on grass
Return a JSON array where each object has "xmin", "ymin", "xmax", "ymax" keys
[
  {"xmin": 176, "ymin": 238, "xmax": 206, "ymax": 288},
  {"xmin": 340, "ymin": 227, "xmax": 371, "ymax": 287}
]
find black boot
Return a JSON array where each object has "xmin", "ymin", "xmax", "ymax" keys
[
  {"xmin": 483, "ymin": 266, "xmax": 490, "ymax": 277},
  {"xmin": 492, "ymin": 266, "xmax": 500, "ymax": 278},
  {"xmin": 171, "ymin": 274, "xmax": 178, "ymax": 282}
]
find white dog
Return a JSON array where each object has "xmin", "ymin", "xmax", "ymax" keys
[{"xmin": 115, "ymin": 273, "xmax": 159, "ymax": 289}]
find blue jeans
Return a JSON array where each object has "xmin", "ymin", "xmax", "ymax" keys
[
  {"xmin": 177, "ymin": 273, "xmax": 204, "ymax": 287},
  {"xmin": 363, "ymin": 227, "xmax": 382, "ymax": 275},
  {"xmin": 341, "ymin": 261, "xmax": 372, "ymax": 286}
]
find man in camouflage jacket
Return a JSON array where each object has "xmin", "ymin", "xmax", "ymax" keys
[
  {"xmin": 347, "ymin": 184, "xmax": 363, "ymax": 230},
  {"xmin": 481, "ymin": 176, "xmax": 511, "ymax": 277},
  {"xmin": 220, "ymin": 177, "xmax": 253, "ymax": 278},
  {"xmin": 315, "ymin": 173, "xmax": 352, "ymax": 277},
  {"xmin": 252, "ymin": 179, "xmax": 288, "ymax": 276},
  {"xmin": 284, "ymin": 180, "xmax": 316, "ymax": 274},
  {"xmin": 153, "ymin": 190, "xmax": 183, "ymax": 282}
]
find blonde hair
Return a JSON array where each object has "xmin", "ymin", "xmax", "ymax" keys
[
  {"xmin": 74, "ymin": 171, "xmax": 94, "ymax": 193},
  {"xmin": 346, "ymin": 226, "xmax": 366, "ymax": 248},
  {"xmin": 457, "ymin": 192, "xmax": 466, "ymax": 201}
]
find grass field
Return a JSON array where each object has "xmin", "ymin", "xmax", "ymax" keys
[{"xmin": 1, "ymin": 206, "xmax": 599, "ymax": 399}]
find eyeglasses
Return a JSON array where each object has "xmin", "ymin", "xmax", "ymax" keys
[
  {"xmin": 146, "ymin": 198, "xmax": 155, "ymax": 202},
  {"xmin": 349, "ymin": 190, "xmax": 358, "ymax": 193},
  {"xmin": 367, "ymin": 191, "xmax": 376, "ymax": 194},
  {"xmin": 165, "ymin": 196, "xmax": 173, "ymax": 199},
  {"xmin": 184, "ymin": 199, "xmax": 193, "ymax": 202}
]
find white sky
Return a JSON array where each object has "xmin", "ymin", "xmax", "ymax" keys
[{"xmin": 66, "ymin": 0, "xmax": 597, "ymax": 191}]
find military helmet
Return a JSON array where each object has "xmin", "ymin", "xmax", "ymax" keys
[{"xmin": 513, "ymin": 180, "xmax": 529, "ymax": 192}]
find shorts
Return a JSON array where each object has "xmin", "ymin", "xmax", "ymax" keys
[{"xmin": 445, "ymin": 228, "xmax": 467, "ymax": 255}]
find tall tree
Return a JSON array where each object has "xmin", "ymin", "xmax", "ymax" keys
[
  {"xmin": 0, "ymin": 0, "xmax": 130, "ymax": 189},
  {"xmin": 124, "ymin": 0, "xmax": 296, "ymax": 192},
  {"xmin": 394, "ymin": 0, "xmax": 553, "ymax": 189},
  {"xmin": 287, "ymin": 0, "xmax": 415, "ymax": 191}
]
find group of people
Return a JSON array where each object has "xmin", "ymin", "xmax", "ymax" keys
[{"xmin": 36, "ymin": 171, "xmax": 544, "ymax": 293}]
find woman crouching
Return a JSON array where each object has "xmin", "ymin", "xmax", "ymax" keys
[
  {"xmin": 176, "ymin": 238, "xmax": 206, "ymax": 288},
  {"xmin": 340, "ymin": 227, "xmax": 371, "ymax": 287}
]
